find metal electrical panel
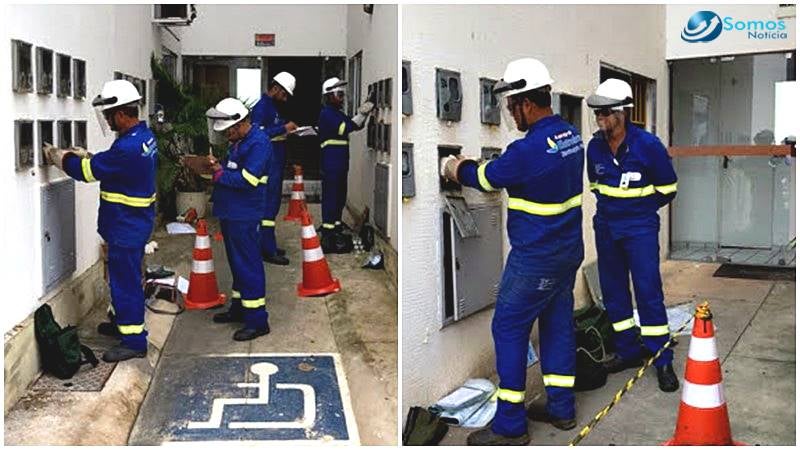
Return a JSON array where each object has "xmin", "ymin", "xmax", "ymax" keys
[
  {"xmin": 57, "ymin": 53, "xmax": 71, "ymax": 97},
  {"xmin": 367, "ymin": 117, "xmax": 376, "ymax": 149},
  {"xmin": 38, "ymin": 120, "xmax": 54, "ymax": 166},
  {"xmin": 376, "ymin": 79, "xmax": 385, "ymax": 107},
  {"xmin": 383, "ymin": 78, "xmax": 392, "ymax": 108},
  {"xmin": 374, "ymin": 162, "xmax": 390, "ymax": 236},
  {"xmin": 480, "ymin": 77, "xmax": 501, "ymax": 125},
  {"xmin": 15, "ymin": 120, "xmax": 34, "ymax": 171},
  {"xmin": 402, "ymin": 142, "xmax": 415, "ymax": 198},
  {"xmin": 436, "ymin": 68, "xmax": 462, "ymax": 121},
  {"xmin": 382, "ymin": 123, "xmax": 391, "ymax": 154},
  {"xmin": 442, "ymin": 204, "xmax": 503, "ymax": 324},
  {"xmin": 12, "ymin": 40, "xmax": 33, "ymax": 93},
  {"xmin": 57, "ymin": 120, "xmax": 72, "ymax": 148},
  {"xmin": 42, "ymin": 179, "xmax": 77, "ymax": 293},
  {"xmin": 481, "ymin": 146, "xmax": 502, "ymax": 161},
  {"xmin": 73, "ymin": 59, "xmax": 86, "ymax": 99},
  {"xmin": 402, "ymin": 60, "xmax": 412, "ymax": 116},
  {"xmin": 438, "ymin": 145, "xmax": 462, "ymax": 191},
  {"xmin": 36, "ymin": 47, "xmax": 54, "ymax": 95},
  {"xmin": 375, "ymin": 121, "xmax": 384, "ymax": 152},
  {"xmin": 552, "ymin": 92, "xmax": 583, "ymax": 134},
  {"xmin": 74, "ymin": 120, "xmax": 87, "ymax": 148}
]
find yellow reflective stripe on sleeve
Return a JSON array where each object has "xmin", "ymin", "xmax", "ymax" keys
[
  {"xmin": 494, "ymin": 388, "xmax": 525, "ymax": 403},
  {"xmin": 81, "ymin": 158, "xmax": 96, "ymax": 182},
  {"xmin": 655, "ymin": 182, "xmax": 678, "ymax": 195},
  {"xmin": 641, "ymin": 324, "xmax": 670, "ymax": 336},
  {"xmin": 477, "ymin": 161, "xmax": 497, "ymax": 191},
  {"xmin": 100, "ymin": 191, "xmax": 156, "ymax": 208},
  {"xmin": 591, "ymin": 183, "xmax": 656, "ymax": 198},
  {"xmin": 543, "ymin": 374, "xmax": 576, "ymax": 388},
  {"xmin": 271, "ymin": 136, "xmax": 287, "ymax": 142},
  {"xmin": 241, "ymin": 297, "xmax": 266, "ymax": 309},
  {"xmin": 261, "ymin": 219, "xmax": 275, "ymax": 227},
  {"xmin": 117, "ymin": 323, "xmax": 145, "ymax": 335},
  {"xmin": 231, "ymin": 290, "xmax": 241, "ymax": 299},
  {"xmin": 338, "ymin": 121, "xmax": 346, "ymax": 136},
  {"xmin": 589, "ymin": 182, "xmax": 598, "ymax": 190},
  {"xmin": 241, "ymin": 169, "xmax": 263, "ymax": 187},
  {"xmin": 321, "ymin": 139, "xmax": 349, "ymax": 148},
  {"xmin": 507, "ymin": 193, "xmax": 582, "ymax": 216},
  {"xmin": 613, "ymin": 317, "xmax": 636, "ymax": 332}
]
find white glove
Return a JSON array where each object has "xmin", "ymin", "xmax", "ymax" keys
[
  {"xmin": 357, "ymin": 101, "xmax": 375, "ymax": 115},
  {"xmin": 351, "ymin": 112, "xmax": 368, "ymax": 128},
  {"xmin": 69, "ymin": 146, "xmax": 93, "ymax": 159},
  {"xmin": 440, "ymin": 155, "xmax": 470, "ymax": 183},
  {"xmin": 43, "ymin": 142, "xmax": 70, "ymax": 171}
]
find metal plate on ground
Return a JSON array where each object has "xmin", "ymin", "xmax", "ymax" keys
[
  {"xmin": 31, "ymin": 347, "xmax": 116, "ymax": 392},
  {"xmin": 146, "ymin": 353, "xmax": 359, "ymax": 445}
]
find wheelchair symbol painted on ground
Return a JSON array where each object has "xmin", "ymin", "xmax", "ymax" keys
[{"xmin": 187, "ymin": 362, "xmax": 316, "ymax": 430}]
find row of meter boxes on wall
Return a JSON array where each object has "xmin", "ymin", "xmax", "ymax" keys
[{"xmin": 365, "ymin": 77, "xmax": 393, "ymax": 153}]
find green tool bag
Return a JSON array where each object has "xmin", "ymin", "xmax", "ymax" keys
[
  {"xmin": 34, "ymin": 304, "xmax": 99, "ymax": 380},
  {"xmin": 573, "ymin": 302, "xmax": 615, "ymax": 362}
]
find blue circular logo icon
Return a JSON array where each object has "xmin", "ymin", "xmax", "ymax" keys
[{"xmin": 682, "ymin": 11, "xmax": 723, "ymax": 43}]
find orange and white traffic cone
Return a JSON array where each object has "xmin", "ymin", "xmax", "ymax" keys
[
  {"xmin": 664, "ymin": 302, "xmax": 744, "ymax": 446},
  {"xmin": 283, "ymin": 164, "xmax": 307, "ymax": 222},
  {"xmin": 297, "ymin": 209, "xmax": 341, "ymax": 297},
  {"xmin": 185, "ymin": 219, "xmax": 226, "ymax": 310}
]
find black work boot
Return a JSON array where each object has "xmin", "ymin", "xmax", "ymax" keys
[
  {"xmin": 656, "ymin": 364, "xmax": 679, "ymax": 392},
  {"xmin": 213, "ymin": 307, "xmax": 244, "ymax": 323},
  {"xmin": 233, "ymin": 324, "xmax": 271, "ymax": 341},
  {"xmin": 276, "ymin": 248, "xmax": 286, "ymax": 257},
  {"xmin": 332, "ymin": 226, "xmax": 354, "ymax": 254},
  {"xmin": 102, "ymin": 344, "xmax": 146, "ymax": 363},
  {"xmin": 321, "ymin": 229, "xmax": 337, "ymax": 254},
  {"xmin": 263, "ymin": 253, "xmax": 290, "ymax": 266},
  {"xmin": 97, "ymin": 321, "xmax": 121, "ymax": 337},
  {"xmin": 466, "ymin": 426, "xmax": 529, "ymax": 446},
  {"xmin": 602, "ymin": 354, "xmax": 643, "ymax": 373},
  {"xmin": 525, "ymin": 403, "xmax": 576, "ymax": 430}
]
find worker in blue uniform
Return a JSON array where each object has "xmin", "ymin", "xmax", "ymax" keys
[
  {"xmin": 442, "ymin": 58, "xmax": 584, "ymax": 446},
  {"xmin": 586, "ymin": 78, "xmax": 679, "ymax": 392},
  {"xmin": 44, "ymin": 79, "xmax": 157, "ymax": 363},
  {"xmin": 250, "ymin": 71, "xmax": 297, "ymax": 266},
  {"xmin": 317, "ymin": 77, "xmax": 374, "ymax": 253},
  {"xmin": 205, "ymin": 98, "xmax": 272, "ymax": 342}
]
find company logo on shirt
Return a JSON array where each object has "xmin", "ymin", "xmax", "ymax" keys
[
  {"xmin": 681, "ymin": 10, "xmax": 788, "ymax": 43},
  {"xmin": 141, "ymin": 138, "xmax": 157, "ymax": 157},
  {"xmin": 546, "ymin": 137, "xmax": 559, "ymax": 153},
  {"xmin": 594, "ymin": 163, "xmax": 605, "ymax": 175}
]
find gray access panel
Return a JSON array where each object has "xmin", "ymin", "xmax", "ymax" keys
[
  {"xmin": 374, "ymin": 162, "xmax": 390, "ymax": 236},
  {"xmin": 453, "ymin": 204, "xmax": 503, "ymax": 320},
  {"xmin": 479, "ymin": 77, "xmax": 500, "ymax": 125},
  {"xmin": 402, "ymin": 142, "xmax": 415, "ymax": 198},
  {"xmin": 402, "ymin": 61, "xmax": 412, "ymax": 116},
  {"xmin": 42, "ymin": 178, "xmax": 76, "ymax": 293},
  {"xmin": 435, "ymin": 68, "xmax": 462, "ymax": 122}
]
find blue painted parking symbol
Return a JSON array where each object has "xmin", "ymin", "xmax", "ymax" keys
[{"xmin": 166, "ymin": 354, "xmax": 358, "ymax": 443}]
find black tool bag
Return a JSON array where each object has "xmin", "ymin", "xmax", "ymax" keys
[
  {"xmin": 573, "ymin": 303, "xmax": 613, "ymax": 392},
  {"xmin": 402, "ymin": 407, "xmax": 449, "ymax": 446},
  {"xmin": 34, "ymin": 304, "xmax": 99, "ymax": 379}
]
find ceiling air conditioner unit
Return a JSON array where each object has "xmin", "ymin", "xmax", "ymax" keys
[{"xmin": 152, "ymin": 4, "xmax": 196, "ymax": 25}]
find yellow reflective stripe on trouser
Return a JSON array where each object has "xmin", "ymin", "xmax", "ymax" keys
[
  {"xmin": 81, "ymin": 158, "xmax": 96, "ymax": 182},
  {"xmin": 241, "ymin": 297, "xmax": 266, "ymax": 308},
  {"xmin": 271, "ymin": 136, "xmax": 287, "ymax": 142},
  {"xmin": 117, "ymin": 323, "xmax": 145, "ymax": 335},
  {"xmin": 655, "ymin": 182, "xmax": 678, "ymax": 195},
  {"xmin": 338, "ymin": 121, "xmax": 346, "ymax": 135},
  {"xmin": 543, "ymin": 374, "xmax": 576, "ymax": 388},
  {"xmin": 261, "ymin": 219, "xmax": 275, "ymax": 227},
  {"xmin": 494, "ymin": 388, "xmax": 525, "ymax": 403},
  {"xmin": 231, "ymin": 290, "xmax": 241, "ymax": 299},
  {"xmin": 322, "ymin": 223, "xmax": 336, "ymax": 229},
  {"xmin": 641, "ymin": 324, "xmax": 670, "ymax": 336},
  {"xmin": 100, "ymin": 191, "xmax": 156, "ymax": 207},
  {"xmin": 321, "ymin": 139, "xmax": 349, "ymax": 148},
  {"xmin": 590, "ymin": 183, "xmax": 656, "ymax": 198},
  {"xmin": 477, "ymin": 161, "xmax": 497, "ymax": 191},
  {"xmin": 242, "ymin": 169, "xmax": 267, "ymax": 187},
  {"xmin": 507, "ymin": 193, "xmax": 582, "ymax": 216},
  {"xmin": 613, "ymin": 317, "xmax": 636, "ymax": 332}
]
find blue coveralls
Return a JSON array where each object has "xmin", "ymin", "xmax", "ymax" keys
[
  {"xmin": 63, "ymin": 121, "xmax": 157, "ymax": 352},
  {"xmin": 458, "ymin": 115, "xmax": 585, "ymax": 437},
  {"xmin": 318, "ymin": 104, "xmax": 360, "ymax": 231},
  {"xmin": 587, "ymin": 122, "xmax": 678, "ymax": 368},
  {"xmin": 250, "ymin": 94, "xmax": 287, "ymax": 256},
  {"xmin": 211, "ymin": 125, "xmax": 272, "ymax": 330}
]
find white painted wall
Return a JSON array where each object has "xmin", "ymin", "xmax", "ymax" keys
[
  {"xmin": 2, "ymin": 4, "xmax": 158, "ymax": 333},
  {"xmin": 345, "ymin": 4, "xmax": 398, "ymax": 249},
  {"xmin": 177, "ymin": 5, "xmax": 347, "ymax": 57},
  {"xmin": 666, "ymin": 4, "xmax": 796, "ymax": 60},
  {"xmin": 402, "ymin": 4, "xmax": 670, "ymax": 411}
]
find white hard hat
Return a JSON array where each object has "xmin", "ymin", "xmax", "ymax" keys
[
  {"xmin": 322, "ymin": 77, "xmax": 347, "ymax": 95},
  {"xmin": 206, "ymin": 97, "xmax": 249, "ymax": 131},
  {"xmin": 587, "ymin": 78, "xmax": 633, "ymax": 110},
  {"xmin": 92, "ymin": 79, "xmax": 142, "ymax": 111},
  {"xmin": 273, "ymin": 72, "xmax": 296, "ymax": 96},
  {"xmin": 492, "ymin": 58, "xmax": 554, "ymax": 98}
]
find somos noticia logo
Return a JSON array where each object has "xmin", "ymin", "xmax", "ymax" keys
[{"xmin": 682, "ymin": 10, "xmax": 789, "ymax": 43}]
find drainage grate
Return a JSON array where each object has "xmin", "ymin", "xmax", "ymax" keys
[
  {"xmin": 31, "ymin": 347, "xmax": 117, "ymax": 392},
  {"xmin": 713, "ymin": 264, "xmax": 795, "ymax": 281}
]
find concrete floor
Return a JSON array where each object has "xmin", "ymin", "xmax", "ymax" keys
[
  {"xmin": 439, "ymin": 260, "xmax": 795, "ymax": 446},
  {"xmin": 5, "ymin": 202, "xmax": 397, "ymax": 445}
]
